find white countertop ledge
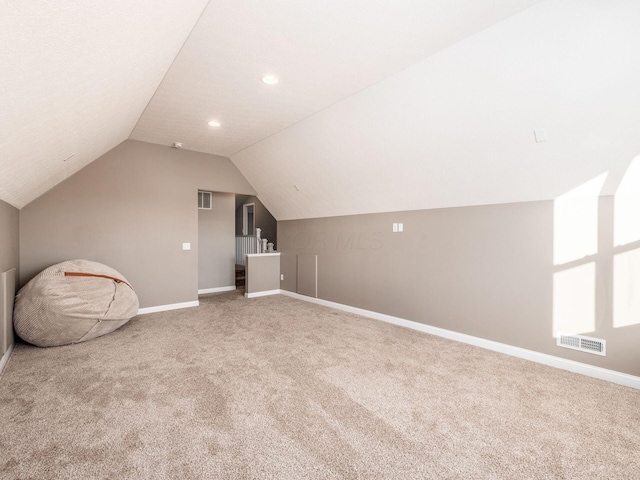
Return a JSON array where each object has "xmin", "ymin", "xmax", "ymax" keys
[{"xmin": 246, "ymin": 253, "xmax": 281, "ymax": 257}]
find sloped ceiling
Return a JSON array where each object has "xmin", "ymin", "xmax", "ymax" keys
[
  {"xmin": 232, "ymin": 0, "xmax": 640, "ymax": 220},
  {"xmin": 0, "ymin": 0, "xmax": 209, "ymax": 208},
  {"xmin": 3, "ymin": 1, "xmax": 639, "ymax": 220},
  {"xmin": 130, "ymin": 0, "xmax": 541, "ymax": 157},
  {"xmin": 1, "ymin": 0, "xmax": 540, "ymax": 209},
  {"xmin": 231, "ymin": 0, "xmax": 640, "ymax": 220}
]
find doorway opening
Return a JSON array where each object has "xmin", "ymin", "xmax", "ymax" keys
[{"xmin": 242, "ymin": 203, "xmax": 255, "ymax": 236}]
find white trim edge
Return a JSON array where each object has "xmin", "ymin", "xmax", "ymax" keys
[
  {"xmin": 138, "ymin": 300, "xmax": 199, "ymax": 315},
  {"xmin": 279, "ymin": 290, "xmax": 640, "ymax": 391},
  {"xmin": 245, "ymin": 289, "xmax": 281, "ymax": 299},
  {"xmin": 0, "ymin": 342, "xmax": 14, "ymax": 376},
  {"xmin": 198, "ymin": 286, "xmax": 236, "ymax": 295}
]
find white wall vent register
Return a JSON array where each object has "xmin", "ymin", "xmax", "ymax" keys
[
  {"xmin": 557, "ymin": 333, "xmax": 606, "ymax": 356},
  {"xmin": 198, "ymin": 191, "xmax": 212, "ymax": 210}
]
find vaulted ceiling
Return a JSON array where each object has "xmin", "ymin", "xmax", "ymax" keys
[{"xmin": 2, "ymin": 1, "xmax": 640, "ymax": 220}]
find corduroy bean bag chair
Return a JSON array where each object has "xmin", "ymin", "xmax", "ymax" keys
[{"xmin": 14, "ymin": 260, "xmax": 139, "ymax": 347}]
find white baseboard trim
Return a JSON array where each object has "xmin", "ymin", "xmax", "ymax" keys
[
  {"xmin": 138, "ymin": 300, "xmax": 199, "ymax": 315},
  {"xmin": 198, "ymin": 286, "xmax": 236, "ymax": 295},
  {"xmin": 279, "ymin": 290, "xmax": 640, "ymax": 390},
  {"xmin": 245, "ymin": 289, "xmax": 281, "ymax": 299},
  {"xmin": 0, "ymin": 342, "xmax": 14, "ymax": 376}
]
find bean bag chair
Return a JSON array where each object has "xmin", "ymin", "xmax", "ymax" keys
[{"xmin": 14, "ymin": 260, "xmax": 139, "ymax": 347}]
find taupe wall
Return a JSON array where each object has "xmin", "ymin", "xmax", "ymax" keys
[
  {"xmin": 198, "ymin": 192, "xmax": 235, "ymax": 290},
  {"xmin": 235, "ymin": 196, "xmax": 277, "ymax": 248},
  {"xmin": 20, "ymin": 140, "xmax": 255, "ymax": 308},
  {"xmin": 0, "ymin": 199, "xmax": 19, "ymax": 277},
  {"xmin": 0, "ymin": 199, "xmax": 19, "ymax": 365},
  {"xmin": 246, "ymin": 254, "xmax": 280, "ymax": 294},
  {"xmin": 278, "ymin": 197, "xmax": 640, "ymax": 377}
]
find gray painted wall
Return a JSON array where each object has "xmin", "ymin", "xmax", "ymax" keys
[
  {"xmin": 0, "ymin": 199, "xmax": 19, "ymax": 366},
  {"xmin": 246, "ymin": 254, "xmax": 280, "ymax": 294},
  {"xmin": 20, "ymin": 140, "xmax": 255, "ymax": 308},
  {"xmin": 0, "ymin": 199, "xmax": 19, "ymax": 277},
  {"xmin": 235, "ymin": 196, "xmax": 277, "ymax": 249},
  {"xmin": 198, "ymin": 192, "xmax": 235, "ymax": 290},
  {"xmin": 278, "ymin": 197, "xmax": 640, "ymax": 376}
]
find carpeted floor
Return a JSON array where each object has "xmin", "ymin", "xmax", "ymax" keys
[{"xmin": 1, "ymin": 290, "xmax": 639, "ymax": 479}]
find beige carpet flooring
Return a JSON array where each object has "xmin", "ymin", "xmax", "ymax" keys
[{"xmin": 1, "ymin": 290, "xmax": 639, "ymax": 479}]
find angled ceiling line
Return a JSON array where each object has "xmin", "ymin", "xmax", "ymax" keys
[
  {"xmin": 127, "ymin": 0, "xmax": 213, "ymax": 141},
  {"xmin": 229, "ymin": 0, "xmax": 543, "ymax": 160}
]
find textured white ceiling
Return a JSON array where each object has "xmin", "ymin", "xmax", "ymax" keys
[
  {"xmin": 7, "ymin": 0, "xmax": 634, "ymax": 222},
  {"xmin": 232, "ymin": 0, "xmax": 640, "ymax": 220},
  {"xmin": 130, "ymin": 0, "xmax": 541, "ymax": 157},
  {"xmin": 0, "ymin": 0, "xmax": 208, "ymax": 208}
]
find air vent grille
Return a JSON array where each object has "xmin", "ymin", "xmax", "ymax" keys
[
  {"xmin": 198, "ymin": 191, "xmax": 212, "ymax": 210},
  {"xmin": 557, "ymin": 333, "xmax": 606, "ymax": 356}
]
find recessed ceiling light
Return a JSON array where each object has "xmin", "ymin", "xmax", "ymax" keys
[
  {"xmin": 208, "ymin": 120, "xmax": 221, "ymax": 127},
  {"xmin": 261, "ymin": 75, "xmax": 279, "ymax": 85}
]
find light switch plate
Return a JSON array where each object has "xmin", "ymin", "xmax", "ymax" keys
[{"xmin": 182, "ymin": 242, "xmax": 191, "ymax": 250}]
